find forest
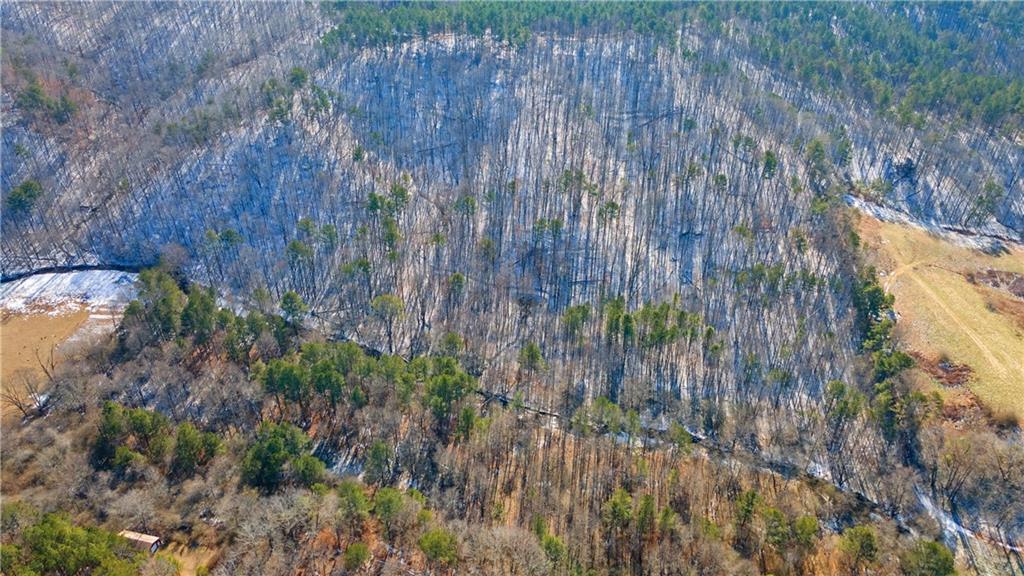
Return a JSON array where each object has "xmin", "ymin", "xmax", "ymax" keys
[
  {"xmin": 3, "ymin": 262, "xmax": 994, "ymax": 575},
  {"xmin": 1, "ymin": 2, "xmax": 1022, "ymax": 575},
  {"xmin": 320, "ymin": 2, "xmax": 1024, "ymax": 130}
]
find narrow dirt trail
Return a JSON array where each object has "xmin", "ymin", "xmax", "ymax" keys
[
  {"xmin": 903, "ymin": 269, "xmax": 1014, "ymax": 380},
  {"xmin": 883, "ymin": 257, "xmax": 931, "ymax": 291},
  {"xmin": 862, "ymin": 210, "xmax": 1024, "ymax": 419}
]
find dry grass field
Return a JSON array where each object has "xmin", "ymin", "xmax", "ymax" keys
[
  {"xmin": 858, "ymin": 214, "xmax": 1024, "ymax": 423},
  {"xmin": 0, "ymin": 309, "xmax": 90, "ymax": 422}
]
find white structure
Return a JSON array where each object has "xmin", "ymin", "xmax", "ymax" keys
[{"xmin": 118, "ymin": 530, "xmax": 161, "ymax": 554}]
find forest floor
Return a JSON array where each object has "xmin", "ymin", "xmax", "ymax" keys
[
  {"xmin": 162, "ymin": 542, "xmax": 218, "ymax": 576},
  {"xmin": 857, "ymin": 214, "xmax": 1024, "ymax": 423}
]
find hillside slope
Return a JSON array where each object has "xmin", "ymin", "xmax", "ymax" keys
[{"xmin": 1, "ymin": 3, "xmax": 1022, "ymax": 575}]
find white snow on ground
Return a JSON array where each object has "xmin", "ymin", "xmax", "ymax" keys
[
  {"xmin": 64, "ymin": 312, "xmax": 126, "ymax": 349},
  {"xmin": 845, "ymin": 195, "xmax": 1023, "ymax": 253},
  {"xmin": 0, "ymin": 270, "xmax": 137, "ymax": 315},
  {"xmin": 916, "ymin": 487, "xmax": 1023, "ymax": 554}
]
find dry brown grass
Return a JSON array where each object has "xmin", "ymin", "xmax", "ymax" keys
[
  {"xmin": 163, "ymin": 542, "xmax": 220, "ymax": 576},
  {"xmin": 857, "ymin": 214, "xmax": 1024, "ymax": 421},
  {"xmin": 1, "ymin": 309, "xmax": 89, "ymax": 423}
]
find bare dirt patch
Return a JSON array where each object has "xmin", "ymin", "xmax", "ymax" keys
[
  {"xmin": 909, "ymin": 351, "xmax": 972, "ymax": 387},
  {"xmin": 968, "ymin": 269, "xmax": 1024, "ymax": 299}
]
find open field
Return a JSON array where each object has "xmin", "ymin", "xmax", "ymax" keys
[
  {"xmin": 1, "ymin": 270, "xmax": 136, "ymax": 423},
  {"xmin": 1, "ymin": 307, "xmax": 124, "ymax": 424},
  {"xmin": 1, "ymin": 309, "xmax": 90, "ymax": 423},
  {"xmin": 1, "ymin": 309, "xmax": 89, "ymax": 382},
  {"xmin": 857, "ymin": 214, "xmax": 1024, "ymax": 422}
]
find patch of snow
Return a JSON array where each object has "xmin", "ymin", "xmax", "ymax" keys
[
  {"xmin": 806, "ymin": 462, "xmax": 830, "ymax": 481},
  {"xmin": 0, "ymin": 270, "xmax": 137, "ymax": 315},
  {"xmin": 845, "ymin": 195, "xmax": 1021, "ymax": 253},
  {"xmin": 63, "ymin": 313, "xmax": 124, "ymax": 349},
  {"xmin": 916, "ymin": 487, "xmax": 974, "ymax": 552},
  {"xmin": 916, "ymin": 487, "xmax": 1022, "ymax": 554}
]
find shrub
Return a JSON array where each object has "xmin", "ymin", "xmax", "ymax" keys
[
  {"xmin": 418, "ymin": 528, "xmax": 458, "ymax": 566},
  {"xmin": 440, "ymin": 331, "xmax": 463, "ymax": 356},
  {"xmin": 601, "ymin": 488, "xmax": 633, "ymax": 532},
  {"xmin": 363, "ymin": 440, "xmax": 391, "ymax": 485},
  {"xmin": 171, "ymin": 423, "xmax": 221, "ymax": 478},
  {"xmin": 181, "ymin": 286, "xmax": 217, "ymax": 344},
  {"xmin": 13, "ymin": 514, "xmax": 141, "ymax": 575},
  {"xmin": 669, "ymin": 423, "xmax": 693, "ymax": 453},
  {"xmin": 337, "ymin": 479, "xmax": 370, "ymax": 525},
  {"xmin": 125, "ymin": 269, "xmax": 187, "ymax": 342},
  {"xmin": 793, "ymin": 515, "xmax": 819, "ymax": 548},
  {"xmin": 342, "ymin": 542, "xmax": 370, "ymax": 570},
  {"xmin": 840, "ymin": 525, "xmax": 878, "ymax": 568},
  {"xmin": 762, "ymin": 507, "xmax": 790, "ymax": 550},
  {"xmin": 900, "ymin": 540, "xmax": 955, "ymax": 576},
  {"xmin": 373, "ymin": 488, "xmax": 405, "ymax": 534},
  {"xmin": 280, "ymin": 291, "xmax": 309, "ymax": 325},
  {"xmin": 370, "ymin": 294, "xmax": 404, "ymax": 320},
  {"xmin": 562, "ymin": 304, "xmax": 591, "ymax": 338},
  {"xmin": 447, "ymin": 273, "xmax": 466, "ymax": 295},
  {"xmin": 518, "ymin": 341, "xmax": 545, "ymax": 372},
  {"xmin": 92, "ymin": 402, "xmax": 173, "ymax": 471},
  {"xmin": 17, "ymin": 80, "xmax": 76, "ymax": 124},
  {"xmin": 734, "ymin": 490, "xmax": 760, "ymax": 527},
  {"xmin": 423, "ymin": 356, "xmax": 474, "ymax": 425},
  {"xmin": 5, "ymin": 180, "xmax": 43, "ymax": 214},
  {"xmin": 289, "ymin": 67, "xmax": 309, "ymax": 88},
  {"xmin": 540, "ymin": 533, "xmax": 565, "ymax": 564},
  {"xmin": 292, "ymin": 454, "xmax": 326, "ymax": 487},
  {"xmin": 241, "ymin": 422, "xmax": 319, "ymax": 491}
]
